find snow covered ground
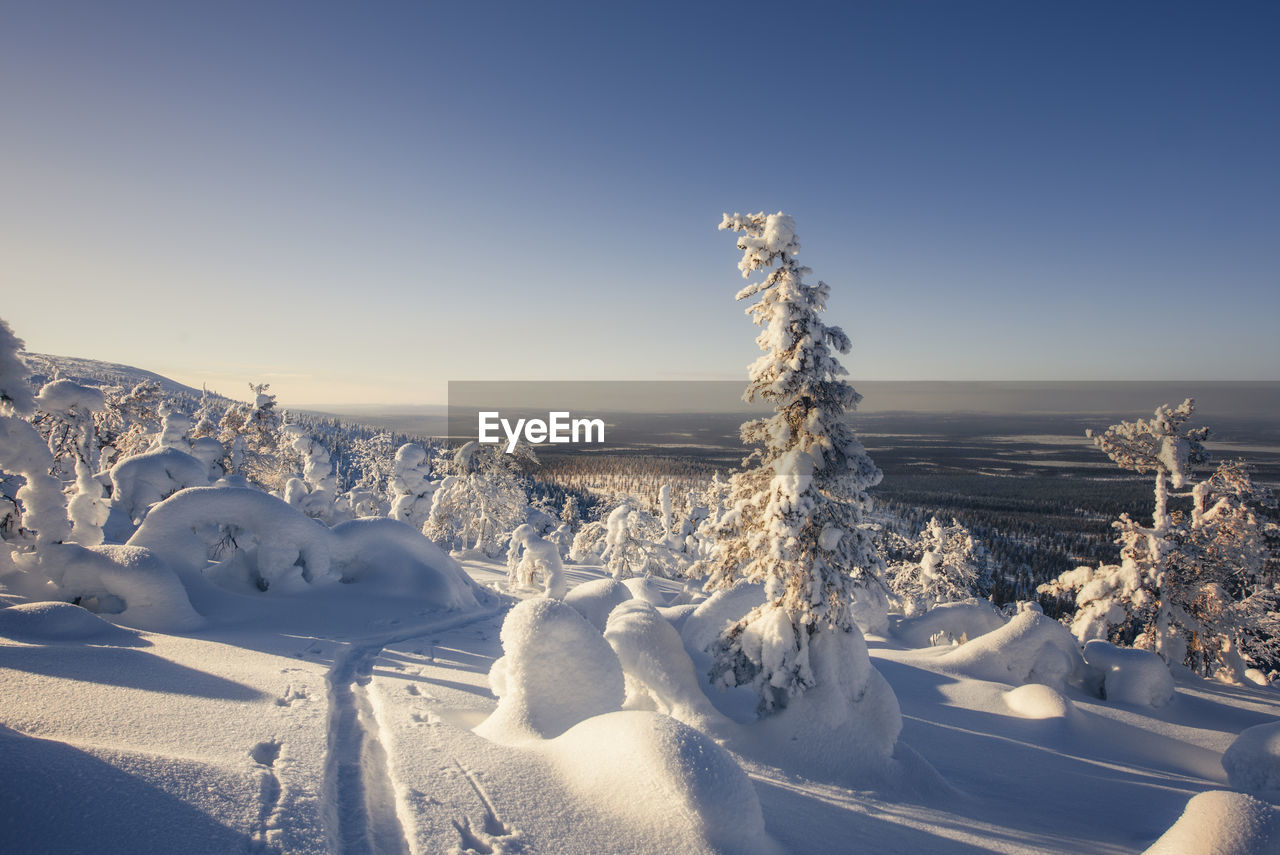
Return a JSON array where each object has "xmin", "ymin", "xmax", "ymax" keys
[{"xmin": 3, "ymin": 557, "xmax": 1279, "ymax": 854}]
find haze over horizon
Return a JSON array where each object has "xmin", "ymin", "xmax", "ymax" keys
[{"xmin": 4, "ymin": 1, "xmax": 1278, "ymax": 405}]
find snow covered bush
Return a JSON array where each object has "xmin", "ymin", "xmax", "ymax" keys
[
  {"xmin": 563, "ymin": 578, "xmax": 634, "ymax": 631},
  {"xmin": 702, "ymin": 212, "xmax": 887, "ymax": 712},
  {"xmin": 569, "ymin": 519, "xmax": 608, "ymax": 563},
  {"xmin": 546, "ymin": 711, "xmax": 778, "ymax": 855},
  {"xmin": 107, "ymin": 447, "xmax": 213, "ymax": 528},
  {"xmin": 1081, "ymin": 640, "xmax": 1174, "ymax": 707},
  {"xmin": 1144, "ymin": 790, "xmax": 1280, "ymax": 855},
  {"xmin": 128, "ymin": 486, "xmax": 339, "ymax": 593},
  {"xmin": 38, "ymin": 543, "xmax": 203, "ymax": 632}
]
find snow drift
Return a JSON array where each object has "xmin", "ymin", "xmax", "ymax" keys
[{"xmin": 1222, "ymin": 721, "xmax": 1280, "ymax": 799}]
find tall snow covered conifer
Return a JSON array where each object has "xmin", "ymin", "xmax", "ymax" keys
[{"xmin": 706, "ymin": 212, "xmax": 884, "ymax": 711}]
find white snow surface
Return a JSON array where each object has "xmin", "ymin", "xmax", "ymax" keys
[{"xmin": 4, "ymin": 553, "xmax": 1280, "ymax": 854}]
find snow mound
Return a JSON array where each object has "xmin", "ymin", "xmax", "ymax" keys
[
  {"xmin": 0, "ymin": 601, "xmax": 141, "ymax": 644},
  {"xmin": 657, "ymin": 603, "xmax": 699, "ymax": 634},
  {"xmin": 329, "ymin": 518, "xmax": 481, "ymax": 609},
  {"xmin": 938, "ymin": 610, "xmax": 1086, "ymax": 689},
  {"xmin": 44, "ymin": 543, "xmax": 203, "ymax": 632},
  {"xmin": 604, "ymin": 600, "xmax": 729, "ymax": 733},
  {"xmin": 563, "ymin": 578, "xmax": 633, "ymax": 631},
  {"xmin": 893, "ymin": 599, "xmax": 1006, "ymax": 648},
  {"xmin": 743, "ymin": 626, "xmax": 903, "ymax": 784},
  {"xmin": 679, "ymin": 583, "xmax": 765, "ymax": 656},
  {"xmin": 1143, "ymin": 790, "xmax": 1280, "ymax": 855},
  {"xmin": 476, "ymin": 598, "xmax": 624, "ymax": 742},
  {"xmin": 548, "ymin": 710, "xmax": 779, "ymax": 855},
  {"xmin": 622, "ymin": 576, "xmax": 669, "ymax": 606},
  {"xmin": 129, "ymin": 486, "xmax": 336, "ymax": 593},
  {"xmin": 1223, "ymin": 721, "xmax": 1280, "ymax": 798},
  {"xmin": 1082, "ymin": 640, "xmax": 1175, "ymax": 707},
  {"xmin": 108, "ymin": 448, "xmax": 213, "ymax": 526},
  {"xmin": 1005, "ymin": 683, "xmax": 1076, "ymax": 720}
]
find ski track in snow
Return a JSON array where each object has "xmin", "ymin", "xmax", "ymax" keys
[{"xmin": 323, "ymin": 606, "xmax": 507, "ymax": 855}]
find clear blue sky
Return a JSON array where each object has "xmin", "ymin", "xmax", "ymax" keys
[{"xmin": 2, "ymin": 1, "xmax": 1277, "ymax": 405}]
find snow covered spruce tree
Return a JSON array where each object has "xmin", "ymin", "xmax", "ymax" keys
[{"xmin": 705, "ymin": 212, "xmax": 885, "ymax": 711}]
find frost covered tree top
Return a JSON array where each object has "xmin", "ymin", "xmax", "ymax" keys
[
  {"xmin": 34, "ymin": 379, "xmax": 107, "ymax": 417},
  {"xmin": 1087, "ymin": 398, "xmax": 1209, "ymax": 489},
  {"xmin": 720, "ymin": 212, "xmax": 802, "ymax": 280}
]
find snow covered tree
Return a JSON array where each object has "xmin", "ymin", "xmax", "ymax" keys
[
  {"xmin": 1177, "ymin": 460, "xmax": 1280, "ymax": 678},
  {"xmin": 97, "ymin": 380, "xmax": 165, "ymax": 463},
  {"xmin": 569, "ymin": 519, "xmax": 609, "ymax": 563},
  {"xmin": 0, "ymin": 319, "xmax": 71, "ymax": 567},
  {"xmin": 560, "ymin": 495, "xmax": 581, "ymax": 529},
  {"xmin": 279, "ymin": 423, "xmax": 339, "ymax": 522},
  {"xmin": 33, "ymin": 380, "xmax": 109, "ymax": 546},
  {"xmin": 423, "ymin": 441, "xmax": 532, "ymax": 556},
  {"xmin": 1036, "ymin": 401, "xmax": 1280, "ymax": 679},
  {"xmin": 0, "ymin": 319, "xmax": 36, "ymax": 417},
  {"xmin": 887, "ymin": 516, "xmax": 991, "ymax": 616},
  {"xmin": 388, "ymin": 442, "xmax": 437, "ymax": 531},
  {"xmin": 348, "ymin": 431, "xmax": 396, "ymax": 514},
  {"xmin": 506, "ymin": 523, "xmax": 568, "ymax": 599},
  {"xmin": 217, "ymin": 383, "xmax": 287, "ymax": 490},
  {"xmin": 155, "ymin": 401, "xmax": 191, "ymax": 451},
  {"xmin": 601, "ymin": 500, "xmax": 681, "ymax": 579},
  {"xmin": 703, "ymin": 212, "xmax": 885, "ymax": 712}
]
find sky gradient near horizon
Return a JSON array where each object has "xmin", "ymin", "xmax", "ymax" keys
[{"xmin": 2, "ymin": 1, "xmax": 1278, "ymax": 406}]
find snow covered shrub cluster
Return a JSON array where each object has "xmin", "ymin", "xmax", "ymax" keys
[{"xmin": 0, "ymin": 317, "xmax": 487, "ymax": 629}]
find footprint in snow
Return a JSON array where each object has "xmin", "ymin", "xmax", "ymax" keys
[{"xmin": 250, "ymin": 740, "xmax": 282, "ymax": 767}]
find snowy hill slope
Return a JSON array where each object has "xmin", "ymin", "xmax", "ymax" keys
[{"xmin": 19, "ymin": 352, "xmax": 221, "ymax": 401}]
